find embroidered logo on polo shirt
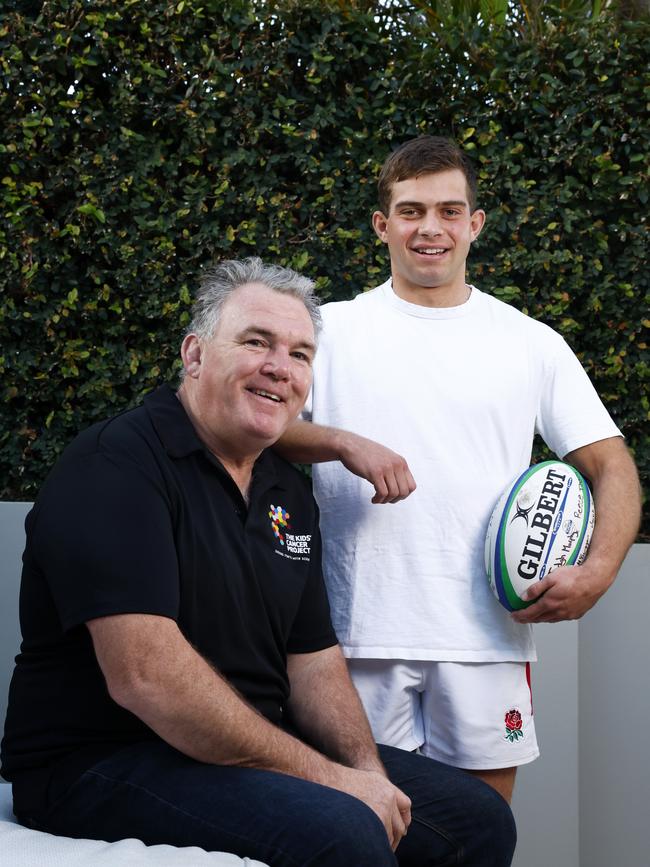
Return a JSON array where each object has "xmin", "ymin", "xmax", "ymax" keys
[
  {"xmin": 269, "ymin": 504, "xmax": 290, "ymax": 545},
  {"xmin": 268, "ymin": 503, "xmax": 311, "ymax": 562}
]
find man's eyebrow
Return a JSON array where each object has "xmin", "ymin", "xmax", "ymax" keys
[
  {"xmin": 393, "ymin": 199, "xmax": 469, "ymax": 209},
  {"xmin": 239, "ymin": 326, "xmax": 316, "ymax": 353}
]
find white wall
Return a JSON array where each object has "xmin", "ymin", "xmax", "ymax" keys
[
  {"xmin": 511, "ymin": 621, "xmax": 580, "ymax": 867},
  {"xmin": 0, "ymin": 501, "xmax": 30, "ymax": 760},
  {"xmin": 579, "ymin": 544, "xmax": 650, "ymax": 867},
  {"xmin": 512, "ymin": 544, "xmax": 649, "ymax": 867}
]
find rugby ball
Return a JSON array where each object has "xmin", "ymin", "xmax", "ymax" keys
[{"xmin": 485, "ymin": 461, "xmax": 595, "ymax": 611}]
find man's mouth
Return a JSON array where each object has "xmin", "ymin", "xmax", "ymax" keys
[
  {"xmin": 249, "ymin": 388, "xmax": 282, "ymax": 403},
  {"xmin": 413, "ymin": 247, "xmax": 447, "ymax": 257}
]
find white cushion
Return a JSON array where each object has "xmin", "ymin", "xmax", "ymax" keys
[{"xmin": 0, "ymin": 783, "xmax": 268, "ymax": 866}]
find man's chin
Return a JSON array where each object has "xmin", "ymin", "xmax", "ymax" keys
[{"xmin": 244, "ymin": 418, "xmax": 291, "ymax": 450}]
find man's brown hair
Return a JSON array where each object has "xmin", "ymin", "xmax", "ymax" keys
[{"xmin": 377, "ymin": 136, "xmax": 478, "ymax": 215}]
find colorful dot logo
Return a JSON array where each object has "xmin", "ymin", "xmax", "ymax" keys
[{"xmin": 269, "ymin": 504, "xmax": 291, "ymax": 545}]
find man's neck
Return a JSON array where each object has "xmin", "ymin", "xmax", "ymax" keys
[
  {"xmin": 391, "ymin": 279, "xmax": 471, "ymax": 309},
  {"xmin": 218, "ymin": 459, "xmax": 254, "ymax": 504},
  {"xmin": 176, "ymin": 387, "xmax": 257, "ymax": 500}
]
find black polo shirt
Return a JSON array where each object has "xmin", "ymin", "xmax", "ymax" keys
[{"xmin": 1, "ymin": 385, "xmax": 337, "ymax": 817}]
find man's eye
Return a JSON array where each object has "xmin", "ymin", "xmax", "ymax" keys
[{"xmin": 292, "ymin": 352, "xmax": 311, "ymax": 363}]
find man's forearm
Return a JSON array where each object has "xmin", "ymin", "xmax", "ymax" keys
[
  {"xmin": 286, "ymin": 646, "xmax": 384, "ymax": 775},
  {"xmin": 566, "ymin": 437, "xmax": 641, "ymax": 588},
  {"xmin": 274, "ymin": 419, "xmax": 350, "ymax": 464}
]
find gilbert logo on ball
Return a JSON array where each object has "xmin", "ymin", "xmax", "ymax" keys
[{"xmin": 484, "ymin": 461, "xmax": 595, "ymax": 611}]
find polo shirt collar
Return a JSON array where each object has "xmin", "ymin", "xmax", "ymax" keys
[
  {"xmin": 144, "ymin": 384, "xmax": 283, "ymax": 491},
  {"xmin": 145, "ymin": 384, "xmax": 203, "ymax": 458}
]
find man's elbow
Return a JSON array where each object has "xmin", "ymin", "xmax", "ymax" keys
[
  {"xmin": 86, "ymin": 614, "xmax": 182, "ymax": 717},
  {"xmin": 102, "ymin": 663, "xmax": 165, "ymax": 717}
]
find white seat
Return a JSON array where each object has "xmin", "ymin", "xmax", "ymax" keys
[
  {"xmin": 0, "ymin": 783, "xmax": 266, "ymax": 866},
  {"xmin": 0, "ymin": 503, "xmax": 268, "ymax": 866}
]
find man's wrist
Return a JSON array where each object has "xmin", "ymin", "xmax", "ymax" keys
[
  {"xmin": 333, "ymin": 428, "xmax": 362, "ymax": 465},
  {"xmin": 352, "ymin": 758, "xmax": 387, "ymax": 776},
  {"xmin": 344, "ymin": 745, "xmax": 386, "ymax": 776},
  {"xmin": 580, "ymin": 551, "xmax": 619, "ymax": 591}
]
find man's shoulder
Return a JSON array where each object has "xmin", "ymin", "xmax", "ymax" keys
[
  {"xmin": 478, "ymin": 290, "xmax": 562, "ymax": 342},
  {"xmin": 62, "ymin": 399, "xmax": 157, "ymax": 465},
  {"xmin": 321, "ymin": 283, "xmax": 386, "ymax": 317},
  {"xmin": 27, "ymin": 400, "xmax": 163, "ymax": 536},
  {"xmin": 265, "ymin": 449, "xmax": 314, "ymax": 494},
  {"xmin": 39, "ymin": 391, "xmax": 175, "ymax": 503}
]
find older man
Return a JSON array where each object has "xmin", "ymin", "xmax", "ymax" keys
[{"xmin": 1, "ymin": 258, "xmax": 516, "ymax": 866}]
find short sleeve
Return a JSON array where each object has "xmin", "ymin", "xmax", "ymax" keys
[
  {"xmin": 31, "ymin": 450, "xmax": 180, "ymax": 631},
  {"xmin": 286, "ymin": 518, "xmax": 338, "ymax": 653},
  {"xmin": 536, "ymin": 335, "xmax": 622, "ymax": 459}
]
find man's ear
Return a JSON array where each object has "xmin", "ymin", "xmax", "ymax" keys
[
  {"xmin": 180, "ymin": 333, "xmax": 202, "ymax": 378},
  {"xmin": 470, "ymin": 208, "xmax": 486, "ymax": 242},
  {"xmin": 372, "ymin": 210, "xmax": 390, "ymax": 243}
]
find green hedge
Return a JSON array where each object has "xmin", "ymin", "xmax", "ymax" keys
[{"xmin": 1, "ymin": 1, "xmax": 648, "ymax": 535}]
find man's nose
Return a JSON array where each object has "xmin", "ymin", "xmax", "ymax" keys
[
  {"xmin": 418, "ymin": 213, "xmax": 443, "ymax": 236},
  {"xmin": 261, "ymin": 349, "xmax": 290, "ymax": 379}
]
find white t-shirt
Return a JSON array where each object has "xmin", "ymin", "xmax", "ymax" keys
[{"xmin": 304, "ymin": 280, "xmax": 621, "ymax": 662}]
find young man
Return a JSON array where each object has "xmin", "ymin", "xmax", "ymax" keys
[
  {"xmin": 1, "ymin": 257, "xmax": 517, "ymax": 866},
  {"xmin": 276, "ymin": 137, "xmax": 641, "ymax": 803}
]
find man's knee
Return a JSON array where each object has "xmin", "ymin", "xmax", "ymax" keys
[
  {"xmin": 302, "ymin": 793, "xmax": 396, "ymax": 867},
  {"xmin": 327, "ymin": 818, "xmax": 395, "ymax": 866},
  {"xmin": 468, "ymin": 782, "xmax": 517, "ymax": 866}
]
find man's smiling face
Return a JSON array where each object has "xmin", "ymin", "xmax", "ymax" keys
[
  {"xmin": 372, "ymin": 169, "xmax": 485, "ymax": 308},
  {"xmin": 181, "ymin": 282, "xmax": 315, "ymax": 459}
]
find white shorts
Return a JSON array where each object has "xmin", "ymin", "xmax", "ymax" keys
[{"xmin": 347, "ymin": 659, "xmax": 539, "ymax": 770}]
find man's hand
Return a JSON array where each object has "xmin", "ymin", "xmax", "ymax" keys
[
  {"xmin": 511, "ymin": 561, "xmax": 608, "ymax": 624},
  {"xmin": 333, "ymin": 766, "xmax": 411, "ymax": 850},
  {"xmin": 337, "ymin": 431, "xmax": 416, "ymax": 504}
]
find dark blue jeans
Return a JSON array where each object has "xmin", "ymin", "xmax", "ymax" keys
[{"xmin": 33, "ymin": 741, "xmax": 516, "ymax": 866}]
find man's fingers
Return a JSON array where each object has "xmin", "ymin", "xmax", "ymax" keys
[
  {"xmin": 398, "ymin": 796, "xmax": 412, "ymax": 828},
  {"xmin": 522, "ymin": 579, "xmax": 550, "ymax": 603},
  {"xmin": 356, "ymin": 774, "xmax": 411, "ymax": 850},
  {"xmin": 370, "ymin": 480, "xmax": 389, "ymax": 504},
  {"xmin": 511, "ymin": 568, "xmax": 594, "ymax": 623},
  {"xmin": 377, "ymin": 470, "xmax": 401, "ymax": 503},
  {"xmin": 339, "ymin": 436, "xmax": 416, "ymax": 504},
  {"xmin": 404, "ymin": 466, "xmax": 417, "ymax": 497},
  {"xmin": 386, "ymin": 467, "xmax": 417, "ymax": 503},
  {"xmin": 390, "ymin": 790, "xmax": 411, "ymax": 848},
  {"xmin": 383, "ymin": 802, "xmax": 407, "ymax": 851},
  {"xmin": 370, "ymin": 466, "xmax": 417, "ymax": 504},
  {"xmin": 389, "ymin": 812, "xmax": 407, "ymax": 850}
]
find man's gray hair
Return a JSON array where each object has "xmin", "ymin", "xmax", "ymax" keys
[{"xmin": 187, "ymin": 257, "xmax": 322, "ymax": 341}]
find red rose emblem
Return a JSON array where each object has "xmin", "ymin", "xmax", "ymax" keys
[
  {"xmin": 504, "ymin": 708, "xmax": 524, "ymax": 742},
  {"xmin": 505, "ymin": 709, "xmax": 522, "ymax": 731}
]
